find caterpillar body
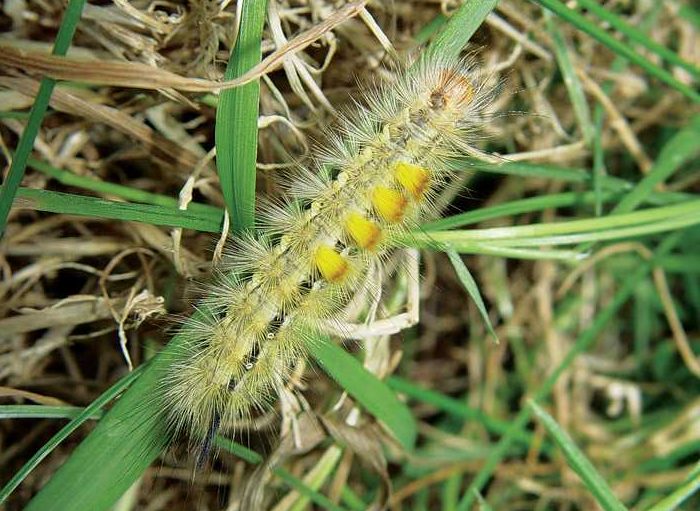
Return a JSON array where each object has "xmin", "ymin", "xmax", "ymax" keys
[{"xmin": 163, "ymin": 54, "xmax": 492, "ymax": 452}]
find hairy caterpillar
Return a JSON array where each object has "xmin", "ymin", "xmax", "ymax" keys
[{"xmin": 163, "ymin": 54, "xmax": 493, "ymax": 455}]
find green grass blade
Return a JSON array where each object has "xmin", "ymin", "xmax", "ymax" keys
[
  {"xmin": 0, "ymin": 111, "xmax": 30, "ymax": 120},
  {"xmin": 646, "ymin": 463, "xmax": 700, "ymax": 511},
  {"xmin": 414, "ymin": 13, "xmax": 448, "ymax": 45},
  {"xmin": 13, "ymin": 182, "xmax": 663, "ymax": 253},
  {"xmin": 531, "ymin": 0, "xmax": 700, "ymax": 103},
  {"xmin": 474, "ymin": 490, "xmax": 495, "ymax": 511},
  {"xmin": 411, "ymin": 201, "xmax": 699, "ymax": 259},
  {"xmin": 591, "ymin": 104, "xmax": 606, "ymax": 217},
  {"xmin": 340, "ymin": 486, "xmax": 368, "ymax": 511},
  {"xmin": 442, "ymin": 473, "xmax": 461, "ymax": 511},
  {"xmin": 455, "ymin": 233, "xmax": 682, "ymax": 510},
  {"xmin": 387, "ymin": 376, "xmax": 541, "ymax": 450},
  {"xmin": 612, "ymin": 115, "xmax": 700, "ymax": 214},
  {"xmin": 215, "ymin": 0, "xmax": 267, "ymax": 232},
  {"xmin": 679, "ymin": 4, "xmax": 700, "ymax": 29},
  {"xmin": 573, "ymin": 113, "xmax": 700, "ymax": 252},
  {"xmin": 0, "ymin": 405, "xmax": 102, "ymax": 421},
  {"xmin": 5, "ymin": 186, "xmax": 223, "ymax": 232},
  {"xmin": 574, "ymin": 0, "xmax": 700, "ymax": 79},
  {"xmin": 0, "ymin": 0, "xmax": 87, "ymax": 237},
  {"xmin": 442, "ymin": 245, "xmax": 584, "ymax": 261},
  {"xmin": 215, "ymin": 435, "xmax": 264, "ymax": 463},
  {"xmin": 464, "ymin": 159, "xmax": 590, "ymax": 182},
  {"xmin": 482, "ymin": 214, "xmax": 700, "ymax": 247},
  {"xmin": 529, "ymin": 400, "xmax": 627, "ymax": 511},
  {"xmin": 308, "ymin": 336, "xmax": 417, "ymax": 451},
  {"xmin": 412, "ymin": 200, "xmax": 700, "ymax": 244},
  {"xmin": 0, "ymin": 365, "xmax": 144, "ymax": 506},
  {"xmin": 425, "ymin": 0, "xmax": 500, "ymax": 60},
  {"xmin": 461, "ymin": 159, "xmax": 692, "ymax": 206},
  {"xmin": 656, "ymin": 255, "xmax": 700, "ymax": 274},
  {"xmin": 27, "ymin": 158, "xmax": 220, "ymax": 215},
  {"xmin": 546, "ymin": 11, "xmax": 594, "ymax": 144},
  {"xmin": 445, "ymin": 248, "xmax": 498, "ymax": 341},
  {"xmin": 273, "ymin": 468, "xmax": 348, "ymax": 511},
  {"xmin": 423, "ymin": 190, "xmax": 620, "ymax": 231},
  {"xmin": 588, "ymin": 5, "xmax": 657, "ymax": 216}
]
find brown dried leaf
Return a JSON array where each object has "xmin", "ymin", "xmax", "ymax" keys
[
  {"xmin": 0, "ymin": 296, "xmax": 126, "ymax": 337},
  {"xmin": 0, "ymin": 386, "xmax": 69, "ymax": 406},
  {"xmin": 240, "ymin": 411, "xmax": 326, "ymax": 510},
  {"xmin": 320, "ymin": 415, "xmax": 391, "ymax": 511}
]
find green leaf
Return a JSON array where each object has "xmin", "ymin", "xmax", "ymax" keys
[
  {"xmin": 215, "ymin": 0, "xmax": 267, "ymax": 232},
  {"xmin": 426, "ymin": 0, "xmax": 500, "ymax": 60},
  {"xmin": 273, "ymin": 467, "xmax": 348, "ymax": 511},
  {"xmin": 5, "ymin": 186, "xmax": 224, "ymax": 232},
  {"xmin": 0, "ymin": 405, "xmax": 102, "ymax": 421},
  {"xmin": 546, "ymin": 11, "xmax": 594, "ymax": 144},
  {"xmin": 613, "ymin": 115, "xmax": 700, "ymax": 214},
  {"xmin": 445, "ymin": 248, "xmax": 498, "ymax": 342},
  {"xmin": 460, "ymin": 159, "xmax": 692, "ymax": 206},
  {"xmin": 423, "ymin": 190, "xmax": 621, "ymax": 231},
  {"xmin": 646, "ymin": 463, "xmax": 700, "ymax": 511},
  {"xmin": 408, "ymin": 201, "xmax": 700, "ymax": 259},
  {"xmin": 27, "ymin": 157, "xmax": 220, "ymax": 215}
]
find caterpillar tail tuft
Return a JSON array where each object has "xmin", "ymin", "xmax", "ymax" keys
[{"xmin": 161, "ymin": 53, "xmax": 495, "ymax": 452}]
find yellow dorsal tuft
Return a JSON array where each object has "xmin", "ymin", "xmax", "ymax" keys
[
  {"xmin": 371, "ymin": 186, "xmax": 407, "ymax": 223},
  {"xmin": 394, "ymin": 161, "xmax": 430, "ymax": 199},
  {"xmin": 314, "ymin": 245, "xmax": 349, "ymax": 283},
  {"xmin": 345, "ymin": 213, "xmax": 382, "ymax": 250}
]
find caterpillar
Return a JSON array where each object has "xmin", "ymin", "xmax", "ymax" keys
[{"xmin": 163, "ymin": 53, "xmax": 494, "ymax": 455}]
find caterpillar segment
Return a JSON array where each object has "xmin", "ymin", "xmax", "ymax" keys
[{"xmin": 161, "ymin": 55, "xmax": 492, "ymax": 449}]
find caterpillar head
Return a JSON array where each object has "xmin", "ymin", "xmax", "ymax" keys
[{"xmin": 430, "ymin": 68, "xmax": 476, "ymax": 111}]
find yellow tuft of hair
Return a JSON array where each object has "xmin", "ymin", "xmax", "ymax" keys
[
  {"xmin": 393, "ymin": 161, "xmax": 430, "ymax": 199},
  {"xmin": 345, "ymin": 212, "xmax": 382, "ymax": 250},
  {"xmin": 314, "ymin": 245, "xmax": 349, "ymax": 283},
  {"xmin": 371, "ymin": 186, "xmax": 407, "ymax": 223}
]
